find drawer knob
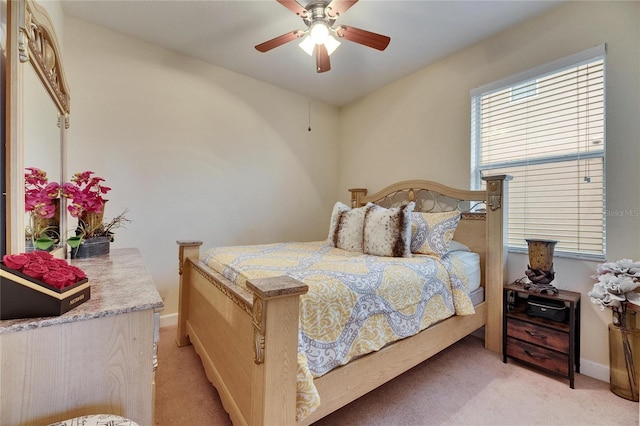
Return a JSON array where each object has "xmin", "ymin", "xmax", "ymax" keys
[
  {"xmin": 524, "ymin": 349, "xmax": 550, "ymax": 361},
  {"xmin": 526, "ymin": 330, "xmax": 547, "ymax": 340}
]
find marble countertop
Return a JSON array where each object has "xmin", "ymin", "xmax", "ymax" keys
[{"xmin": 0, "ymin": 248, "xmax": 164, "ymax": 334}]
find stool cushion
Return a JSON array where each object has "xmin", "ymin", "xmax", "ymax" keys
[{"xmin": 48, "ymin": 414, "xmax": 139, "ymax": 426}]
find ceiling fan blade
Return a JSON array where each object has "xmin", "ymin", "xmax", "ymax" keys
[
  {"xmin": 276, "ymin": 0, "xmax": 308, "ymax": 18},
  {"xmin": 315, "ymin": 44, "xmax": 331, "ymax": 73},
  {"xmin": 326, "ymin": 0, "xmax": 359, "ymax": 18},
  {"xmin": 336, "ymin": 25, "xmax": 390, "ymax": 51},
  {"xmin": 255, "ymin": 30, "xmax": 304, "ymax": 52}
]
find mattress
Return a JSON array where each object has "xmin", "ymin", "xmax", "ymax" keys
[
  {"xmin": 450, "ymin": 250, "xmax": 481, "ymax": 292},
  {"xmin": 450, "ymin": 249, "xmax": 483, "ymax": 305},
  {"xmin": 469, "ymin": 286, "xmax": 485, "ymax": 306}
]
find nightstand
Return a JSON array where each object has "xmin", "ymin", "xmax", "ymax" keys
[{"xmin": 503, "ymin": 282, "xmax": 581, "ymax": 388}]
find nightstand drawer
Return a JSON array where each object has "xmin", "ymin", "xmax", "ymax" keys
[
  {"xmin": 507, "ymin": 318, "xmax": 569, "ymax": 353},
  {"xmin": 506, "ymin": 337, "xmax": 569, "ymax": 376}
]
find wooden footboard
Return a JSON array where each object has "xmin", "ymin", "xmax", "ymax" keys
[
  {"xmin": 177, "ymin": 241, "xmax": 307, "ymax": 425},
  {"xmin": 176, "ymin": 175, "xmax": 509, "ymax": 426}
]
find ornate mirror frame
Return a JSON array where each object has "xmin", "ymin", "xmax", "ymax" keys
[{"xmin": 6, "ymin": 0, "xmax": 70, "ymax": 255}]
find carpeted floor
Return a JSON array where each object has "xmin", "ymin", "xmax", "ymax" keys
[{"xmin": 154, "ymin": 326, "xmax": 638, "ymax": 425}]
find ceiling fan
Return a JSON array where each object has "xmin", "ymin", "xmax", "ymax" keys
[{"xmin": 255, "ymin": 0, "xmax": 391, "ymax": 73}]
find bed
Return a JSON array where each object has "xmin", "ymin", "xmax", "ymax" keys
[{"xmin": 176, "ymin": 176, "xmax": 509, "ymax": 425}]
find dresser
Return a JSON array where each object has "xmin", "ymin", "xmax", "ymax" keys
[
  {"xmin": 503, "ymin": 282, "xmax": 581, "ymax": 388},
  {"xmin": 0, "ymin": 248, "xmax": 164, "ymax": 426}
]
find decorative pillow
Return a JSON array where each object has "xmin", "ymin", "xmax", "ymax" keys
[
  {"xmin": 410, "ymin": 210, "xmax": 461, "ymax": 257},
  {"xmin": 363, "ymin": 202, "xmax": 415, "ymax": 257},
  {"xmin": 327, "ymin": 202, "xmax": 373, "ymax": 252},
  {"xmin": 327, "ymin": 202, "xmax": 350, "ymax": 244}
]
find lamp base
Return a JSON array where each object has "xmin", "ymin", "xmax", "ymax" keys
[
  {"xmin": 523, "ymin": 280, "xmax": 558, "ymax": 295},
  {"xmin": 525, "ymin": 265, "xmax": 555, "ymax": 284}
]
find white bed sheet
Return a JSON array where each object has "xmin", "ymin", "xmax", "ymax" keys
[{"xmin": 450, "ymin": 250, "xmax": 481, "ymax": 292}]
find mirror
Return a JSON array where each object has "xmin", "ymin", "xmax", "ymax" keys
[
  {"xmin": 5, "ymin": 0, "xmax": 69, "ymax": 255},
  {"xmin": 24, "ymin": 63, "xmax": 63, "ymax": 248}
]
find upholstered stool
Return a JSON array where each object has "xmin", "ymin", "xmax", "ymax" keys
[{"xmin": 48, "ymin": 414, "xmax": 139, "ymax": 426}]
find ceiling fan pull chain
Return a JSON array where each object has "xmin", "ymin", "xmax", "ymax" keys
[{"xmin": 308, "ymin": 101, "xmax": 312, "ymax": 132}]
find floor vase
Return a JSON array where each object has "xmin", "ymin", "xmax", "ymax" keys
[{"xmin": 609, "ymin": 318, "xmax": 640, "ymax": 401}]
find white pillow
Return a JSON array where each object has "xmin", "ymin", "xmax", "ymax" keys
[
  {"xmin": 449, "ymin": 240, "xmax": 471, "ymax": 252},
  {"xmin": 363, "ymin": 202, "xmax": 415, "ymax": 257},
  {"xmin": 327, "ymin": 202, "xmax": 350, "ymax": 244}
]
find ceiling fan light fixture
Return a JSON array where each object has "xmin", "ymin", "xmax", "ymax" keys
[
  {"xmin": 324, "ymin": 35, "xmax": 341, "ymax": 56},
  {"xmin": 299, "ymin": 33, "xmax": 341, "ymax": 56},
  {"xmin": 257, "ymin": 0, "xmax": 390, "ymax": 72},
  {"xmin": 299, "ymin": 35, "xmax": 315, "ymax": 56},
  {"xmin": 309, "ymin": 21, "xmax": 330, "ymax": 44}
]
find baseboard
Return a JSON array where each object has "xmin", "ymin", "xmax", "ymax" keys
[
  {"xmin": 579, "ymin": 358, "xmax": 609, "ymax": 383},
  {"xmin": 160, "ymin": 312, "xmax": 178, "ymax": 328}
]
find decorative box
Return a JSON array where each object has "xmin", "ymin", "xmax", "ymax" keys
[
  {"xmin": 526, "ymin": 295, "xmax": 567, "ymax": 323},
  {"xmin": 0, "ymin": 262, "xmax": 90, "ymax": 320}
]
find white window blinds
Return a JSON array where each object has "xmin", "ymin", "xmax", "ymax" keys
[{"xmin": 471, "ymin": 46, "xmax": 606, "ymax": 258}]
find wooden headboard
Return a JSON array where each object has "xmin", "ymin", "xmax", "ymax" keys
[{"xmin": 349, "ymin": 176, "xmax": 510, "ymax": 352}]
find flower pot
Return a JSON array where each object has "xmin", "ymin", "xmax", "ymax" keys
[
  {"xmin": 77, "ymin": 200, "xmax": 108, "ymax": 236},
  {"xmin": 25, "ymin": 238, "xmax": 57, "ymax": 253},
  {"xmin": 70, "ymin": 236, "xmax": 111, "ymax": 259},
  {"xmin": 29, "ymin": 198, "xmax": 61, "ymax": 239},
  {"xmin": 609, "ymin": 313, "xmax": 640, "ymax": 401}
]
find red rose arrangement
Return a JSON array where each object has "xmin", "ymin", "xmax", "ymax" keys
[{"xmin": 2, "ymin": 251, "xmax": 87, "ymax": 289}]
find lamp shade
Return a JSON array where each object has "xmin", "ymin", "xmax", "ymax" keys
[
  {"xmin": 299, "ymin": 36, "xmax": 315, "ymax": 55},
  {"xmin": 526, "ymin": 239, "xmax": 557, "ymax": 272},
  {"xmin": 324, "ymin": 35, "xmax": 341, "ymax": 55},
  {"xmin": 310, "ymin": 22, "xmax": 329, "ymax": 44}
]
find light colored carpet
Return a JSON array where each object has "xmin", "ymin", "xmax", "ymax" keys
[{"xmin": 154, "ymin": 326, "xmax": 638, "ymax": 425}]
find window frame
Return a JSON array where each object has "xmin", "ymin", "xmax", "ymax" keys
[{"xmin": 470, "ymin": 44, "xmax": 607, "ymax": 261}]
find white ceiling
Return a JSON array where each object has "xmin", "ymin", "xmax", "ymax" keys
[{"xmin": 60, "ymin": 0, "xmax": 564, "ymax": 107}]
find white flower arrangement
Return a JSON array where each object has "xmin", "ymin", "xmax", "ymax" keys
[
  {"xmin": 589, "ymin": 259, "xmax": 640, "ymax": 321},
  {"xmin": 589, "ymin": 259, "xmax": 640, "ymax": 401}
]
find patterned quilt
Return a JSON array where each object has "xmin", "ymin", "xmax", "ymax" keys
[{"xmin": 201, "ymin": 241, "xmax": 474, "ymax": 420}]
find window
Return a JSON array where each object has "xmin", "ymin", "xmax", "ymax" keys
[
  {"xmin": 511, "ymin": 81, "xmax": 538, "ymax": 101},
  {"xmin": 471, "ymin": 45, "xmax": 606, "ymax": 259}
]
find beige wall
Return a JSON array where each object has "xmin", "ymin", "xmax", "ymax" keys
[
  {"xmin": 339, "ymin": 1, "xmax": 639, "ymax": 379},
  {"xmin": 37, "ymin": 0, "xmax": 64, "ymax": 49},
  {"xmin": 63, "ymin": 17, "xmax": 340, "ymax": 319}
]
